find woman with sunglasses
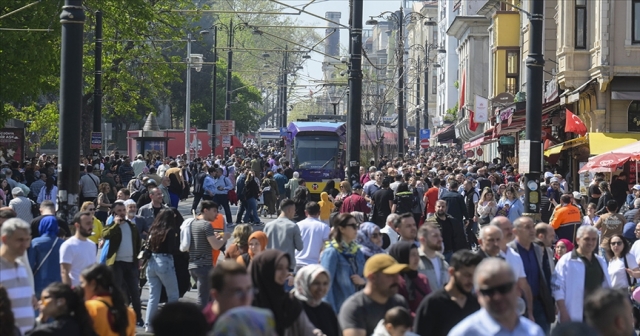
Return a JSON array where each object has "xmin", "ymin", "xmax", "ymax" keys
[
  {"xmin": 606, "ymin": 234, "xmax": 640, "ymax": 289},
  {"xmin": 335, "ymin": 181, "xmax": 352, "ymax": 203},
  {"xmin": 320, "ymin": 213, "xmax": 365, "ymax": 313},
  {"xmin": 30, "ymin": 283, "xmax": 95, "ymax": 336},
  {"xmin": 356, "ymin": 222, "xmax": 384, "ymax": 259},
  {"xmin": 80, "ymin": 201, "xmax": 104, "ymax": 246}
]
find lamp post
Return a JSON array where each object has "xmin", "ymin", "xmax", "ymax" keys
[
  {"xmin": 367, "ymin": 9, "xmax": 436, "ymax": 158},
  {"xmin": 200, "ymin": 27, "xmax": 218, "ymax": 157},
  {"xmin": 407, "ymin": 42, "xmax": 445, "ymax": 140},
  {"xmin": 57, "ymin": 0, "xmax": 85, "ymax": 222},
  {"xmin": 347, "ymin": 0, "xmax": 363, "ymax": 186},
  {"xmin": 185, "ymin": 34, "xmax": 204, "ymax": 163},
  {"xmin": 93, "ymin": 11, "xmax": 103, "ymax": 158}
]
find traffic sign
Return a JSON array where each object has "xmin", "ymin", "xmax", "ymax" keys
[
  {"xmin": 90, "ymin": 132, "xmax": 102, "ymax": 149},
  {"xmin": 279, "ymin": 127, "xmax": 288, "ymax": 136},
  {"xmin": 465, "ymin": 150, "xmax": 474, "ymax": 158},
  {"xmin": 216, "ymin": 120, "xmax": 235, "ymax": 136},
  {"xmin": 419, "ymin": 129, "xmax": 431, "ymax": 140},
  {"xmin": 420, "ymin": 138, "xmax": 430, "ymax": 149},
  {"xmin": 476, "ymin": 148, "xmax": 484, "ymax": 156},
  {"xmin": 222, "ymin": 135, "xmax": 231, "ymax": 148}
]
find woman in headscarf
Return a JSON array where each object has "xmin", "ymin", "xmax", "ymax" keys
[
  {"xmin": 320, "ymin": 213, "xmax": 365, "ymax": 313},
  {"xmin": 292, "ymin": 188, "xmax": 308, "ymax": 223},
  {"xmin": 237, "ymin": 231, "xmax": 268, "ymax": 267},
  {"xmin": 211, "ymin": 307, "xmax": 276, "ymax": 336},
  {"xmin": 293, "ymin": 265, "xmax": 341, "ymax": 336},
  {"xmin": 250, "ymin": 250, "xmax": 319, "ymax": 336},
  {"xmin": 357, "ymin": 222, "xmax": 385, "ymax": 260},
  {"xmin": 554, "ymin": 238, "xmax": 574, "ymax": 262},
  {"xmin": 27, "ymin": 216, "xmax": 64, "ymax": 298},
  {"xmin": 388, "ymin": 241, "xmax": 431, "ymax": 314},
  {"xmin": 318, "ymin": 192, "xmax": 335, "ymax": 224},
  {"xmin": 285, "ymin": 172, "xmax": 300, "ymax": 199}
]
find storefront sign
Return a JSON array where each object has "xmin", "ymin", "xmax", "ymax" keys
[
  {"xmin": 519, "ymin": 140, "xmax": 531, "ymax": 173},
  {"xmin": 0, "ymin": 128, "xmax": 24, "ymax": 164},
  {"xmin": 463, "ymin": 137, "xmax": 484, "ymax": 151},
  {"xmin": 545, "ymin": 78, "xmax": 558, "ymax": 102},
  {"xmin": 474, "ymin": 95, "xmax": 489, "ymax": 123},
  {"xmin": 500, "ymin": 107, "xmax": 516, "ymax": 121}
]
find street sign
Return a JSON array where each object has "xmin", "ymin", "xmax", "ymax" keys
[
  {"xmin": 90, "ymin": 132, "xmax": 102, "ymax": 150},
  {"xmin": 190, "ymin": 127, "xmax": 197, "ymax": 135},
  {"xmin": 382, "ymin": 116, "xmax": 395, "ymax": 123},
  {"xmin": 222, "ymin": 135, "xmax": 231, "ymax": 148},
  {"xmin": 420, "ymin": 138, "xmax": 430, "ymax": 149},
  {"xmin": 279, "ymin": 127, "xmax": 288, "ymax": 136},
  {"xmin": 419, "ymin": 129, "xmax": 430, "ymax": 140},
  {"xmin": 476, "ymin": 148, "xmax": 484, "ymax": 156},
  {"xmin": 519, "ymin": 140, "xmax": 530, "ymax": 173},
  {"xmin": 465, "ymin": 150, "xmax": 474, "ymax": 158},
  {"xmin": 216, "ymin": 120, "xmax": 235, "ymax": 136}
]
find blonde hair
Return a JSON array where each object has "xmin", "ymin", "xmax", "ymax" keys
[
  {"xmin": 232, "ymin": 224, "xmax": 253, "ymax": 246},
  {"xmin": 80, "ymin": 201, "xmax": 95, "ymax": 212}
]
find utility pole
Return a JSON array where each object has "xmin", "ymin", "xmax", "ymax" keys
[
  {"xmin": 185, "ymin": 33, "xmax": 192, "ymax": 162},
  {"xmin": 211, "ymin": 26, "xmax": 217, "ymax": 156},
  {"xmin": 523, "ymin": 0, "xmax": 545, "ymax": 219},
  {"xmin": 347, "ymin": 0, "xmax": 363, "ymax": 185},
  {"xmin": 93, "ymin": 11, "xmax": 102, "ymax": 159},
  {"xmin": 424, "ymin": 54, "xmax": 429, "ymax": 131},
  {"xmin": 57, "ymin": 0, "xmax": 85, "ymax": 223},
  {"xmin": 224, "ymin": 19, "xmax": 235, "ymax": 157},
  {"xmin": 396, "ymin": 8, "xmax": 405, "ymax": 158},
  {"xmin": 281, "ymin": 45, "xmax": 289, "ymax": 127},
  {"xmin": 416, "ymin": 56, "xmax": 421, "ymax": 141}
]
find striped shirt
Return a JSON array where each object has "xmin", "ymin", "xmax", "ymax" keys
[
  {"xmin": 0, "ymin": 257, "xmax": 35, "ymax": 335},
  {"xmin": 188, "ymin": 219, "xmax": 216, "ymax": 269}
]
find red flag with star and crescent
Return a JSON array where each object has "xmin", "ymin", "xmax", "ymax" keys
[{"xmin": 565, "ymin": 109, "xmax": 587, "ymax": 136}]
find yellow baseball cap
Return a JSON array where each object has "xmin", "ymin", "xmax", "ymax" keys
[{"xmin": 364, "ymin": 254, "xmax": 410, "ymax": 278}]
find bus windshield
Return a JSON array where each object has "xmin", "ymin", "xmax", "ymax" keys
[{"xmin": 294, "ymin": 135, "xmax": 339, "ymax": 170}]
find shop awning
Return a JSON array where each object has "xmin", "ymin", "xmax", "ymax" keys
[
  {"xmin": 438, "ymin": 124, "xmax": 457, "ymax": 142},
  {"xmin": 432, "ymin": 124, "xmax": 454, "ymax": 137},
  {"xmin": 611, "ymin": 76, "xmax": 640, "ymax": 100},
  {"xmin": 560, "ymin": 78, "xmax": 597, "ymax": 104},
  {"xmin": 463, "ymin": 134, "xmax": 485, "ymax": 150},
  {"xmin": 543, "ymin": 133, "xmax": 640, "ymax": 157}
]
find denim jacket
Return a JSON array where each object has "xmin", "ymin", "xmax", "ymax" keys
[{"xmin": 320, "ymin": 243, "xmax": 365, "ymax": 313}]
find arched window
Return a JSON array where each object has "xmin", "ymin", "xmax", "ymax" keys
[{"xmin": 628, "ymin": 100, "xmax": 640, "ymax": 132}]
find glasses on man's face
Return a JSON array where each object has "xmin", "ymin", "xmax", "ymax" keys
[{"xmin": 478, "ymin": 282, "xmax": 515, "ymax": 297}]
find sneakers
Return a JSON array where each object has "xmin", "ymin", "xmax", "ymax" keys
[{"xmin": 137, "ymin": 319, "xmax": 145, "ymax": 327}]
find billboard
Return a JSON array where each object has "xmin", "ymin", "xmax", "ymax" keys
[{"xmin": 0, "ymin": 128, "xmax": 24, "ymax": 164}]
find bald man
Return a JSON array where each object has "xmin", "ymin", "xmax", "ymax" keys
[{"xmin": 477, "ymin": 225, "xmax": 502, "ymax": 259}]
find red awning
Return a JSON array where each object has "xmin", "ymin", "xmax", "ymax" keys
[
  {"xmin": 463, "ymin": 137, "xmax": 485, "ymax": 150},
  {"xmin": 432, "ymin": 124, "xmax": 454, "ymax": 137}
]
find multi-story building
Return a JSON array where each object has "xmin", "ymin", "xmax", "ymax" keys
[
  {"xmin": 406, "ymin": 2, "xmax": 439, "ymax": 137},
  {"xmin": 320, "ymin": 11, "xmax": 344, "ymax": 115},
  {"xmin": 363, "ymin": 21, "xmax": 392, "ymax": 122}
]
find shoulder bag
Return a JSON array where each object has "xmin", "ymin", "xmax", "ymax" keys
[{"xmin": 34, "ymin": 237, "xmax": 59, "ymax": 275}]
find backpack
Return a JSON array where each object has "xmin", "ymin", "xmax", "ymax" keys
[
  {"xmin": 193, "ymin": 172, "xmax": 208, "ymax": 196},
  {"xmin": 130, "ymin": 186, "xmax": 146, "ymax": 202},
  {"xmin": 179, "ymin": 218, "xmax": 196, "ymax": 252}
]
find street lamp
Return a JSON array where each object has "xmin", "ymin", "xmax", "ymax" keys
[
  {"xmin": 407, "ymin": 43, "xmax": 445, "ymax": 142},
  {"xmin": 184, "ymin": 33, "xmax": 204, "ymax": 162},
  {"xmin": 367, "ymin": 8, "xmax": 434, "ymax": 157},
  {"xmin": 200, "ymin": 27, "xmax": 218, "ymax": 156}
]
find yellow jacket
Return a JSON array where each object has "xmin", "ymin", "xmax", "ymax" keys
[
  {"xmin": 318, "ymin": 192, "xmax": 335, "ymax": 221},
  {"xmin": 89, "ymin": 216, "xmax": 104, "ymax": 244}
]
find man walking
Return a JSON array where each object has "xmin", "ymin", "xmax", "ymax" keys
[
  {"xmin": 416, "ymin": 223, "xmax": 449, "ymax": 292},
  {"xmin": 264, "ymin": 199, "xmax": 303, "ymax": 271},
  {"xmin": 295, "ymin": 202, "xmax": 330, "ymax": 270},
  {"xmin": 434, "ymin": 200, "xmax": 468, "ymax": 261}
]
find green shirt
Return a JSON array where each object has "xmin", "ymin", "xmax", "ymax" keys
[{"xmin": 575, "ymin": 250, "xmax": 604, "ymax": 297}]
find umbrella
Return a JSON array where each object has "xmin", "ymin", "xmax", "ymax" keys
[{"xmin": 578, "ymin": 141, "xmax": 640, "ymax": 173}]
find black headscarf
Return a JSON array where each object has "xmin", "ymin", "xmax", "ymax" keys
[
  {"xmin": 250, "ymin": 249, "xmax": 303, "ymax": 336},
  {"xmin": 388, "ymin": 242, "xmax": 420, "ymax": 300}
]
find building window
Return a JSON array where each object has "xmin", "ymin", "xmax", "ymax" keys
[
  {"xmin": 629, "ymin": 101, "xmax": 640, "ymax": 132},
  {"xmin": 433, "ymin": 29, "xmax": 438, "ymax": 45},
  {"xmin": 432, "ymin": 76, "xmax": 437, "ymax": 94},
  {"xmin": 506, "ymin": 50, "xmax": 519, "ymax": 94},
  {"xmin": 634, "ymin": 0, "xmax": 640, "ymax": 43},
  {"xmin": 575, "ymin": 0, "xmax": 587, "ymax": 49}
]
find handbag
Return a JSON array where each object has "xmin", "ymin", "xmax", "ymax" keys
[
  {"xmin": 623, "ymin": 255, "xmax": 639, "ymax": 300},
  {"xmin": 34, "ymin": 237, "xmax": 59, "ymax": 275}
]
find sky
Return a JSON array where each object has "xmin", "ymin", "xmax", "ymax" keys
[{"xmin": 279, "ymin": 0, "xmax": 407, "ymax": 100}]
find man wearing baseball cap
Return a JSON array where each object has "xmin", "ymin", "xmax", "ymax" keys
[
  {"xmin": 338, "ymin": 254, "xmax": 409, "ymax": 336},
  {"xmin": 626, "ymin": 184, "xmax": 640, "ymax": 210}
]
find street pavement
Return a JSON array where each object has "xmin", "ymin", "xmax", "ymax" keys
[{"xmin": 136, "ymin": 196, "xmax": 275, "ymax": 335}]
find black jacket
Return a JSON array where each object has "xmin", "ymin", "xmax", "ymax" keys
[
  {"xmin": 435, "ymin": 214, "xmax": 469, "ymax": 252},
  {"xmin": 439, "ymin": 190, "xmax": 468, "ymax": 223},
  {"xmin": 26, "ymin": 316, "xmax": 96, "ymax": 336}
]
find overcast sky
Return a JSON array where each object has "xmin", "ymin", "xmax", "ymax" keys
[{"xmin": 282, "ymin": 0, "xmax": 405, "ymax": 99}]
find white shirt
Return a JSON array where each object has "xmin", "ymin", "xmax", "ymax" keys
[
  {"xmin": 380, "ymin": 225, "xmax": 399, "ymax": 251},
  {"xmin": 295, "ymin": 217, "xmax": 330, "ymax": 267},
  {"xmin": 631, "ymin": 240, "xmax": 640, "ymax": 264},
  {"xmin": 60, "ymin": 237, "xmax": 96, "ymax": 286},
  {"xmin": 608, "ymin": 254, "xmax": 639, "ymax": 289},
  {"xmin": 501, "ymin": 247, "xmax": 527, "ymax": 279}
]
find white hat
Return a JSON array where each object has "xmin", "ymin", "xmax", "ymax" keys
[
  {"xmin": 572, "ymin": 191, "xmax": 582, "ymax": 200},
  {"xmin": 550, "ymin": 177, "xmax": 559, "ymax": 183},
  {"xmin": 544, "ymin": 172, "xmax": 554, "ymax": 179},
  {"xmin": 632, "ymin": 185, "xmax": 640, "ymax": 191}
]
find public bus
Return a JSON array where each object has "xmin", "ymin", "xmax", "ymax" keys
[
  {"xmin": 257, "ymin": 128, "xmax": 281, "ymax": 147},
  {"xmin": 286, "ymin": 121, "xmax": 346, "ymax": 199}
]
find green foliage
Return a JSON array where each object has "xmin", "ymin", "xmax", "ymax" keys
[
  {"xmin": 4, "ymin": 103, "xmax": 59, "ymax": 150},
  {"xmin": 453, "ymin": 80, "xmax": 459, "ymax": 89},
  {"xmin": 444, "ymin": 102, "xmax": 458, "ymax": 122},
  {"xmin": 289, "ymin": 98, "xmax": 321, "ymax": 121}
]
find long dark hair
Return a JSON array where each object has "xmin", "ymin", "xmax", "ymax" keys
[
  {"xmin": 323, "ymin": 180, "xmax": 335, "ymax": 193},
  {"xmin": 0, "ymin": 285, "xmax": 15, "ymax": 336},
  {"xmin": 81, "ymin": 264, "xmax": 129, "ymax": 336},
  {"xmin": 331, "ymin": 213, "xmax": 355, "ymax": 242},
  {"xmin": 606, "ymin": 234, "xmax": 631, "ymax": 260},
  {"xmin": 148, "ymin": 209, "xmax": 176, "ymax": 251},
  {"xmin": 45, "ymin": 175, "xmax": 55, "ymax": 194},
  {"xmin": 44, "ymin": 283, "xmax": 95, "ymax": 336}
]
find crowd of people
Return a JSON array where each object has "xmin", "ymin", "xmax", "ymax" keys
[{"xmin": 0, "ymin": 146, "xmax": 639, "ymax": 336}]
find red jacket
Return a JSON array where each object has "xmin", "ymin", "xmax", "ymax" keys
[{"xmin": 340, "ymin": 193, "xmax": 370, "ymax": 214}]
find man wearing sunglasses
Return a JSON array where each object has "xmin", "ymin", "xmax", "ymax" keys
[{"xmin": 448, "ymin": 258, "xmax": 544, "ymax": 336}]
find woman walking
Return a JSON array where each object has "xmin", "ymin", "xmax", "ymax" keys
[
  {"xmin": 261, "ymin": 172, "xmax": 278, "ymax": 218},
  {"xmin": 388, "ymin": 242, "xmax": 431, "ymax": 313},
  {"xmin": 320, "ymin": 213, "xmax": 365, "ymax": 313},
  {"xmin": 356, "ymin": 222, "xmax": 384, "ymax": 260},
  {"xmin": 225, "ymin": 224, "xmax": 252, "ymax": 260},
  {"xmin": 244, "ymin": 172, "xmax": 261, "ymax": 224},
  {"xmin": 144, "ymin": 209, "xmax": 181, "ymax": 332},
  {"xmin": 29, "ymin": 283, "xmax": 96, "ymax": 336},
  {"xmin": 293, "ymin": 265, "xmax": 341, "ymax": 336},
  {"xmin": 81, "ymin": 264, "xmax": 136, "ymax": 336},
  {"xmin": 37, "ymin": 176, "xmax": 58, "ymax": 208},
  {"xmin": 237, "ymin": 231, "xmax": 268, "ymax": 267},
  {"xmin": 476, "ymin": 187, "xmax": 498, "ymax": 226},
  {"xmin": 292, "ymin": 188, "xmax": 309, "ymax": 223},
  {"xmin": 95, "ymin": 183, "xmax": 112, "ymax": 224}
]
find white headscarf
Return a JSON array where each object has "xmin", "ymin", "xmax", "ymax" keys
[{"xmin": 293, "ymin": 264, "xmax": 330, "ymax": 307}]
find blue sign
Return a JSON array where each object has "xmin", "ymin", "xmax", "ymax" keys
[
  {"xmin": 419, "ymin": 129, "xmax": 430, "ymax": 140},
  {"xmin": 279, "ymin": 127, "xmax": 288, "ymax": 136}
]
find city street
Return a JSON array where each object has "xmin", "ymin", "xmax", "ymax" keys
[{"xmin": 135, "ymin": 196, "xmax": 274, "ymax": 335}]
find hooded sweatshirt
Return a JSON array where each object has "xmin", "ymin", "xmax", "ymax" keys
[
  {"xmin": 318, "ymin": 192, "xmax": 335, "ymax": 221},
  {"xmin": 28, "ymin": 216, "xmax": 63, "ymax": 298}
]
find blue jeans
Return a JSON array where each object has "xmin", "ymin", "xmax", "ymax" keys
[
  {"xmin": 169, "ymin": 192, "xmax": 179, "ymax": 208},
  {"xmin": 145, "ymin": 254, "xmax": 179, "ymax": 329},
  {"xmin": 189, "ymin": 265, "xmax": 212, "ymax": 309},
  {"xmin": 244, "ymin": 197, "xmax": 260, "ymax": 223}
]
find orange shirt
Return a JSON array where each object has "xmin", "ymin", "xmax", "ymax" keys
[
  {"xmin": 425, "ymin": 187, "xmax": 439, "ymax": 214},
  {"xmin": 210, "ymin": 213, "xmax": 225, "ymax": 266},
  {"xmin": 85, "ymin": 295, "xmax": 136, "ymax": 336}
]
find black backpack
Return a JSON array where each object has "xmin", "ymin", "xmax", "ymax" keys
[{"xmin": 193, "ymin": 172, "xmax": 208, "ymax": 196}]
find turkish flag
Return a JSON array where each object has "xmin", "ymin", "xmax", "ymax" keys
[
  {"xmin": 469, "ymin": 110, "xmax": 479, "ymax": 131},
  {"xmin": 565, "ymin": 109, "xmax": 587, "ymax": 136}
]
